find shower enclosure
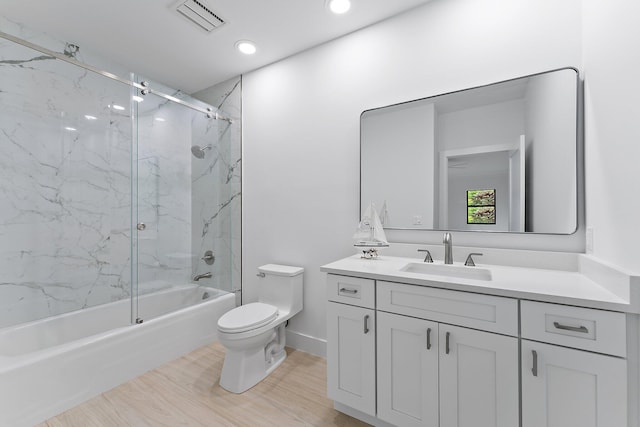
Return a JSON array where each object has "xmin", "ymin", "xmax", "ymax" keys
[{"xmin": 0, "ymin": 28, "xmax": 241, "ymax": 330}]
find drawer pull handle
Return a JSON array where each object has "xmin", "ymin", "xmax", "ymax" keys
[
  {"xmin": 532, "ymin": 350, "xmax": 538, "ymax": 377},
  {"xmin": 445, "ymin": 332, "xmax": 451, "ymax": 354},
  {"xmin": 339, "ymin": 287, "xmax": 358, "ymax": 294},
  {"xmin": 426, "ymin": 328, "xmax": 432, "ymax": 350},
  {"xmin": 364, "ymin": 315, "xmax": 370, "ymax": 334},
  {"xmin": 553, "ymin": 321, "xmax": 589, "ymax": 334}
]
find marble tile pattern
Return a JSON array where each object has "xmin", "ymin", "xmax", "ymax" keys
[
  {"xmin": 0, "ymin": 36, "xmax": 134, "ymax": 327},
  {"xmin": 0, "ymin": 18, "xmax": 241, "ymax": 327},
  {"xmin": 192, "ymin": 77, "xmax": 242, "ymax": 294},
  {"xmin": 135, "ymin": 97, "xmax": 193, "ymax": 297}
]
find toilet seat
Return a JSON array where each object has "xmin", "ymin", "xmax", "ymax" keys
[{"xmin": 218, "ymin": 302, "xmax": 278, "ymax": 333}]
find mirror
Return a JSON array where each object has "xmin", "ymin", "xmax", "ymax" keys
[{"xmin": 360, "ymin": 67, "xmax": 578, "ymax": 234}]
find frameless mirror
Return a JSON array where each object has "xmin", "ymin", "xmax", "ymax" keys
[{"xmin": 360, "ymin": 67, "xmax": 578, "ymax": 234}]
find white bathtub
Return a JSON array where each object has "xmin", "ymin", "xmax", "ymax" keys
[{"xmin": 0, "ymin": 284, "xmax": 235, "ymax": 427}]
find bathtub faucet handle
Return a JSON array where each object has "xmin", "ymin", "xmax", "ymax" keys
[{"xmin": 201, "ymin": 250, "xmax": 215, "ymax": 265}]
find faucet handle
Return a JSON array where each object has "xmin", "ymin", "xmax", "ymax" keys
[
  {"xmin": 465, "ymin": 253, "xmax": 483, "ymax": 267},
  {"xmin": 417, "ymin": 249, "xmax": 433, "ymax": 263}
]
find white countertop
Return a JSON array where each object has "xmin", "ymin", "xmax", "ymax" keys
[{"xmin": 321, "ymin": 254, "xmax": 640, "ymax": 313}]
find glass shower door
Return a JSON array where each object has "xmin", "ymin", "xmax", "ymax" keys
[
  {"xmin": 0, "ymin": 35, "xmax": 135, "ymax": 329},
  {"xmin": 190, "ymin": 110, "xmax": 234, "ymax": 293},
  {"xmin": 132, "ymin": 76, "xmax": 238, "ymax": 322}
]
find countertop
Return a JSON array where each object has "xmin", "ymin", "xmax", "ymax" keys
[{"xmin": 321, "ymin": 254, "xmax": 640, "ymax": 313}]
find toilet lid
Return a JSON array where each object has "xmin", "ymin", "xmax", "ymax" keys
[{"xmin": 217, "ymin": 302, "xmax": 279, "ymax": 333}]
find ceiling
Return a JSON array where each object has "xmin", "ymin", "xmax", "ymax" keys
[{"xmin": 1, "ymin": 0, "xmax": 431, "ymax": 94}]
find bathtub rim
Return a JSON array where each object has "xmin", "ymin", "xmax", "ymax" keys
[{"xmin": 0, "ymin": 285, "xmax": 233, "ymax": 370}]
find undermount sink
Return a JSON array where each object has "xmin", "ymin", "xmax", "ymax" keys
[{"xmin": 400, "ymin": 262, "xmax": 492, "ymax": 281}]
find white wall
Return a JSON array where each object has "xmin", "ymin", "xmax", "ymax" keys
[
  {"xmin": 524, "ymin": 70, "xmax": 578, "ymax": 233},
  {"xmin": 583, "ymin": 0, "xmax": 640, "ymax": 274},
  {"xmin": 242, "ymin": 0, "xmax": 583, "ymax": 353},
  {"xmin": 437, "ymin": 100, "xmax": 525, "ymax": 152},
  {"xmin": 361, "ymin": 101, "xmax": 435, "ymax": 228},
  {"xmin": 437, "ymin": 100, "xmax": 523, "ymax": 232}
]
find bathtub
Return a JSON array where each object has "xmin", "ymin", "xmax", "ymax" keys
[{"xmin": 0, "ymin": 284, "xmax": 235, "ymax": 427}]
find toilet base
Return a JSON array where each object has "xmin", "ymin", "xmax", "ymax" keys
[{"xmin": 219, "ymin": 345, "xmax": 287, "ymax": 393}]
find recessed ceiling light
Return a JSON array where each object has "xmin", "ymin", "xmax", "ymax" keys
[
  {"xmin": 235, "ymin": 40, "xmax": 257, "ymax": 55},
  {"xmin": 64, "ymin": 126, "xmax": 77, "ymax": 131},
  {"xmin": 84, "ymin": 115, "xmax": 97, "ymax": 120},
  {"xmin": 327, "ymin": 0, "xmax": 351, "ymax": 14},
  {"xmin": 132, "ymin": 95, "xmax": 144, "ymax": 103},
  {"xmin": 111, "ymin": 104, "xmax": 125, "ymax": 111},
  {"xmin": 155, "ymin": 117, "xmax": 166, "ymax": 122}
]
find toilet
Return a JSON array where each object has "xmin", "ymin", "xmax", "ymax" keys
[{"xmin": 217, "ymin": 264, "xmax": 303, "ymax": 393}]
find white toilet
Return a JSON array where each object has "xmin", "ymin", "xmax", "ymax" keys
[{"xmin": 217, "ymin": 264, "xmax": 303, "ymax": 393}]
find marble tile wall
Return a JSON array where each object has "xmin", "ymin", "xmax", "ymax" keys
[
  {"xmin": 135, "ymin": 95, "xmax": 193, "ymax": 296},
  {"xmin": 192, "ymin": 77, "xmax": 242, "ymax": 295},
  {"xmin": 0, "ymin": 32, "xmax": 134, "ymax": 327},
  {"xmin": 0, "ymin": 18, "xmax": 241, "ymax": 327}
]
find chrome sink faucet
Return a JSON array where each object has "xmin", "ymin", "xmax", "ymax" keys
[{"xmin": 443, "ymin": 232, "xmax": 453, "ymax": 264}]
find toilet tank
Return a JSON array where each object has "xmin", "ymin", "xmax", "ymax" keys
[{"xmin": 257, "ymin": 264, "xmax": 304, "ymax": 316}]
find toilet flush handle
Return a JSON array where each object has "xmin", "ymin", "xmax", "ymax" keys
[{"xmin": 257, "ymin": 272, "xmax": 266, "ymax": 278}]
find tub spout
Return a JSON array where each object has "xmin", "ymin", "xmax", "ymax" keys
[{"xmin": 193, "ymin": 272, "xmax": 212, "ymax": 281}]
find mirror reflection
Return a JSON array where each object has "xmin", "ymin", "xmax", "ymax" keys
[{"xmin": 360, "ymin": 68, "xmax": 578, "ymax": 234}]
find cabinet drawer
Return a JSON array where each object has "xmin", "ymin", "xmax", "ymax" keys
[
  {"xmin": 327, "ymin": 275, "xmax": 375, "ymax": 308},
  {"xmin": 521, "ymin": 301, "xmax": 626, "ymax": 357},
  {"xmin": 377, "ymin": 281, "xmax": 518, "ymax": 336}
]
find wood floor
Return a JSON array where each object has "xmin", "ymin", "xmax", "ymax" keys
[{"xmin": 38, "ymin": 342, "xmax": 369, "ymax": 427}]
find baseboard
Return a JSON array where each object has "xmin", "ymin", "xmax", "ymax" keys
[{"xmin": 286, "ymin": 329, "xmax": 326, "ymax": 358}]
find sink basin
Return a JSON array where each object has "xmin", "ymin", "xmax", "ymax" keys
[{"xmin": 400, "ymin": 262, "xmax": 492, "ymax": 281}]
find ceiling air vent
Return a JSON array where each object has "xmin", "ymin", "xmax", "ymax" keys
[{"xmin": 176, "ymin": 0, "xmax": 225, "ymax": 32}]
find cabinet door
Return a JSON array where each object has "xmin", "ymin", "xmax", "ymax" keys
[
  {"xmin": 377, "ymin": 311, "xmax": 439, "ymax": 427},
  {"xmin": 439, "ymin": 324, "xmax": 519, "ymax": 427},
  {"xmin": 326, "ymin": 302, "xmax": 376, "ymax": 416},
  {"xmin": 522, "ymin": 340, "xmax": 627, "ymax": 427}
]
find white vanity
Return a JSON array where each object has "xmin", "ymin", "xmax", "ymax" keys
[{"xmin": 321, "ymin": 249, "xmax": 639, "ymax": 427}]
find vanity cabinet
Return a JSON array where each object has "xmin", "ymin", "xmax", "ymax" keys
[
  {"xmin": 326, "ymin": 275, "xmax": 376, "ymax": 416},
  {"xmin": 375, "ymin": 283, "xmax": 519, "ymax": 427},
  {"xmin": 521, "ymin": 340, "xmax": 627, "ymax": 427},
  {"xmin": 376, "ymin": 311, "xmax": 439, "ymax": 426},
  {"xmin": 520, "ymin": 301, "xmax": 628, "ymax": 427},
  {"xmin": 377, "ymin": 313, "xmax": 519, "ymax": 427},
  {"xmin": 325, "ymin": 273, "xmax": 631, "ymax": 427},
  {"xmin": 438, "ymin": 324, "xmax": 518, "ymax": 427}
]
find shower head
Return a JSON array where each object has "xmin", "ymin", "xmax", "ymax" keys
[{"xmin": 191, "ymin": 144, "xmax": 212, "ymax": 159}]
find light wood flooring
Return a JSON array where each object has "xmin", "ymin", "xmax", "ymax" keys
[{"xmin": 38, "ymin": 342, "xmax": 369, "ymax": 427}]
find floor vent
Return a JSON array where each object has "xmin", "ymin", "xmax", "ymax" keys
[{"xmin": 176, "ymin": 0, "xmax": 225, "ymax": 32}]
